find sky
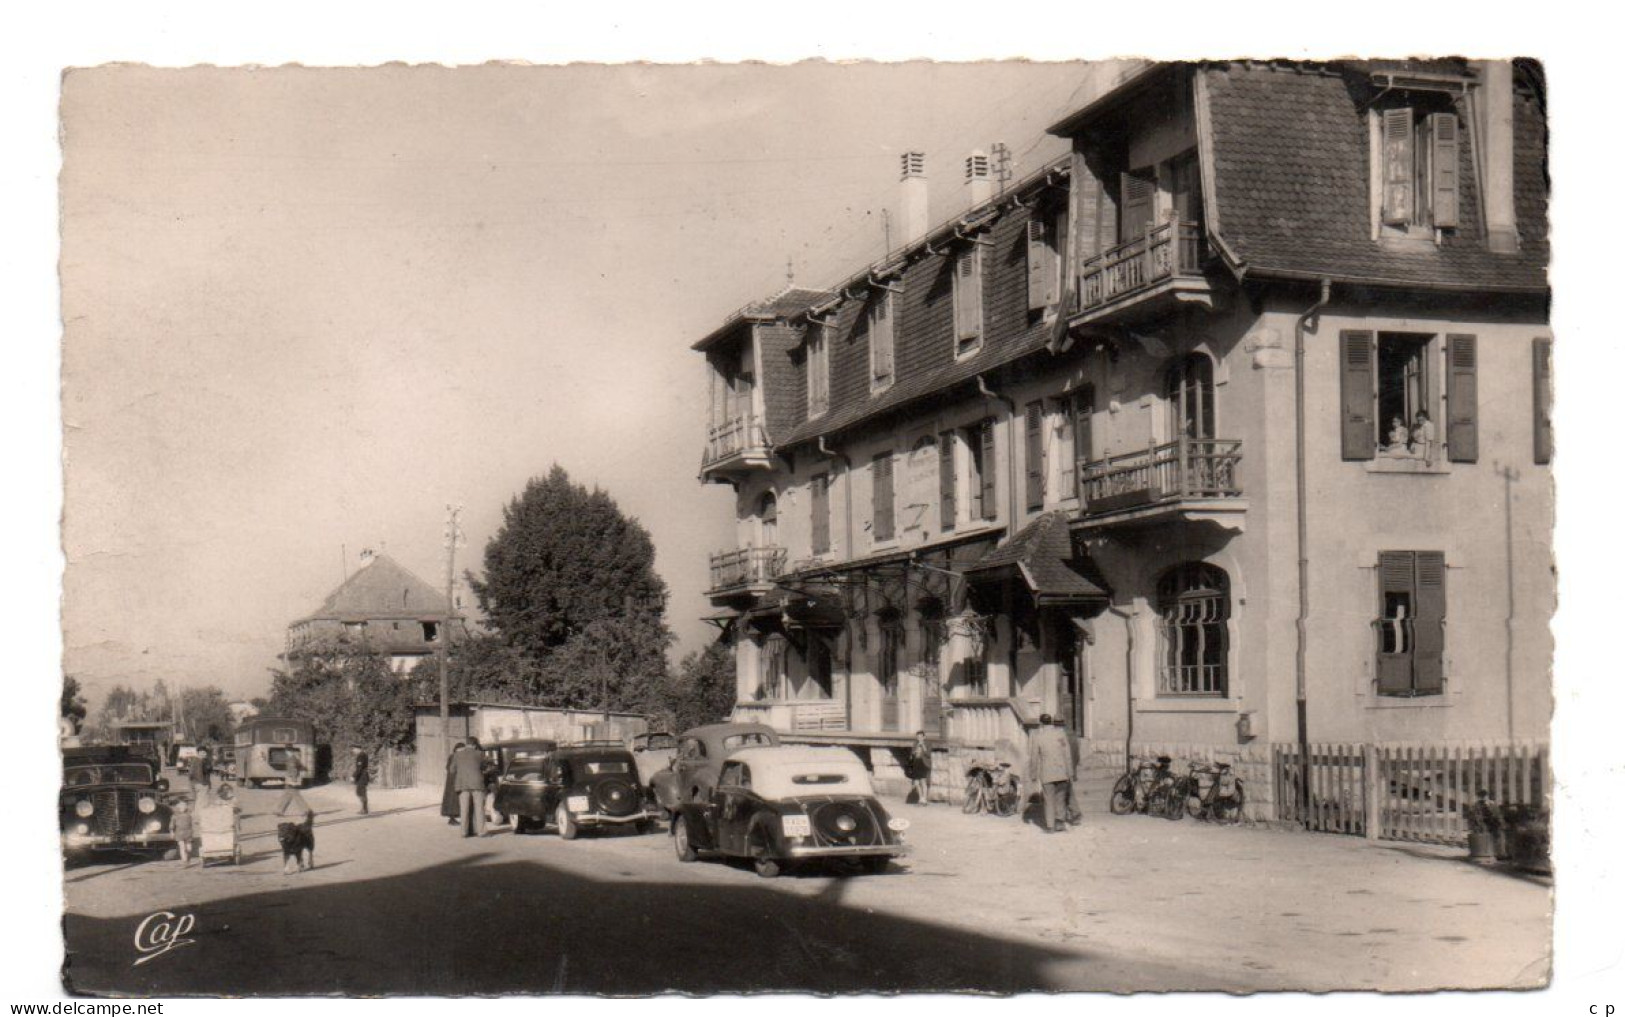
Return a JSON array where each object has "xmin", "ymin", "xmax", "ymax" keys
[{"xmin": 59, "ymin": 60, "xmax": 1129, "ymax": 711}]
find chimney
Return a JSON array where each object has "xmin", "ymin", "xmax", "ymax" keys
[
  {"xmin": 1478, "ymin": 60, "xmax": 1519, "ymax": 253},
  {"xmin": 900, "ymin": 151, "xmax": 929, "ymax": 248},
  {"xmin": 358, "ymin": 548, "xmax": 376, "ymax": 569},
  {"xmin": 965, "ymin": 150, "xmax": 993, "ymax": 208}
]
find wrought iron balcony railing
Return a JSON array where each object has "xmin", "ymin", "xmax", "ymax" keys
[{"xmin": 1077, "ymin": 438, "xmax": 1242, "ymax": 515}]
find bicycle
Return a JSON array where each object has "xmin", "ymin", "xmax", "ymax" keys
[
  {"xmin": 1182, "ymin": 760, "xmax": 1245, "ymax": 825},
  {"xmin": 961, "ymin": 762, "xmax": 1023, "ymax": 817},
  {"xmin": 1109, "ymin": 755, "xmax": 1184, "ymax": 820}
]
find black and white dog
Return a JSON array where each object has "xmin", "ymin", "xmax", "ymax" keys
[{"xmin": 276, "ymin": 814, "xmax": 315, "ymax": 874}]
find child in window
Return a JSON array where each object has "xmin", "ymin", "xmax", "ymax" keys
[{"xmin": 1384, "ymin": 416, "xmax": 1412, "ymax": 457}]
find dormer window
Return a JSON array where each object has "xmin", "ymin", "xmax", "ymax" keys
[
  {"xmin": 806, "ymin": 323, "xmax": 829, "ymax": 418},
  {"xmin": 953, "ymin": 247, "xmax": 984, "ymax": 357},
  {"xmin": 1373, "ymin": 104, "xmax": 1460, "ymax": 236},
  {"xmin": 869, "ymin": 291, "xmax": 895, "ymax": 392}
]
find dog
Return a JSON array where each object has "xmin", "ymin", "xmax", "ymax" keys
[{"xmin": 276, "ymin": 813, "xmax": 315, "ymax": 874}]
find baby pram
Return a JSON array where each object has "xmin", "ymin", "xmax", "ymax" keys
[{"xmin": 196, "ymin": 801, "xmax": 241, "ymax": 866}]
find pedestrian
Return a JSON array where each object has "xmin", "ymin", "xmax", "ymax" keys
[
  {"xmin": 904, "ymin": 731, "xmax": 932, "ymax": 806},
  {"xmin": 352, "ymin": 746, "xmax": 371, "ymax": 815},
  {"xmin": 441, "ymin": 741, "xmax": 463, "ymax": 826},
  {"xmin": 171, "ymin": 799, "xmax": 195, "ymax": 866},
  {"xmin": 188, "ymin": 750, "xmax": 210, "ymax": 799},
  {"xmin": 1053, "ymin": 715, "xmax": 1083, "ymax": 825},
  {"xmin": 1028, "ymin": 713, "xmax": 1072, "ymax": 833},
  {"xmin": 274, "ymin": 747, "xmax": 307, "ymax": 816},
  {"xmin": 452, "ymin": 737, "xmax": 488, "ymax": 838}
]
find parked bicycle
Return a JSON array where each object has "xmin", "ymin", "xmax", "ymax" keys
[
  {"xmin": 1179, "ymin": 760, "xmax": 1245, "ymax": 825},
  {"xmin": 962, "ymin": 761, "xmax": 1023, "ymax": 817},
  {"xmin": 1109, "ymin": 755, "xmax": 1183, "ymax": 820}
]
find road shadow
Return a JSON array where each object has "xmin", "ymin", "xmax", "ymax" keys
[
  {"xmin": 1371, "ymin": 842, "xmax": 1555, "ymax": 887},
  {"xmin": 63, "ymin": 851, "xmax": 1111, "ymax": 996}
]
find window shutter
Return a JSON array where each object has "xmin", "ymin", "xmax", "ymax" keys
[
  {"xmin": 1445, "ymin": 334, "xmax": 1479, "ymax": 462},
  {"xmin": 1412, "ymin": 552, "xmax": 1447, "ymax": 695},
  {"xmin": 1026, "ymin": 218, "xmax": 1051, "ymax": 312},
  {"xmin": 1072, "ymin": 385, "xmax": 1094, "ymax": 481},
  {"xmin": 1381, "ymin": 108, "xmax": 1415, "ymax": 225},
  {"xmin": 1427, "ymin": 112, "xmax": 1459, "ymax": 229},
  {"xmin": 1024, "ymin": 402, "xmax": 1045, "ymax": 511},
  {"xmin": 1532, "ymin": 338, "xmax": 1553, "ymax": 465},
  {"xmin": 1120, "ymin": 172, "xmax": 1156, "ymax": 242},
  {"xmin": 1340, "ymin": 331, "xmax": 1377, "ymax": 460},
  {"xmin": 1058, "ymin": 396, "xmax": 1077, "ymax": 498},
  {"xmin": 871, "ymin": 297, "xmax": 893, "ymax": 384},
  {"xmin": 873, "ymin": 454, "xmax": 895, "ymax": 543},
  {"xmin": 811, "ymin": 474, "xmax": 830, "ymax": 554},
  {"xmin": 956, "ymin": 250, "xmax": 982, "ymax": 346},
  {"xmin": 938, "ymin": 431, "xmax": 956, "ymax": 530},
  {"xmin": 1376, "ymin": 551, "xmax": 1415, "ymax": 695},
  {"xmin": 979, "ymin": 418, "xmax": 998, "ymax": 521}
]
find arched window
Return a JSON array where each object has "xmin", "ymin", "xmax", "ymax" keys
[
  {"xmin": 1156, "ymin": 562, "xmax": 1230, "ymax": 696},
  {"xmin": 1164, "ymin": 353, "xmax": 1215, "ymax": 441},
  {"xmin": 758, "ymin": 491, "xmax": 778, "ymax": 547}
]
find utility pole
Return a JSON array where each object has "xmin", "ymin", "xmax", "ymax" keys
[
  {"xmin": 882, "ymin": 208, "xmax": 893, "ymax": 256},
  {"xmin": 439, "ymin": 505, "xmax": 465, "ymax": 761}
]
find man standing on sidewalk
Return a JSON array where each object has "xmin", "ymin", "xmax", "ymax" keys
[
  {"xmin": 1055, "ymin": 715, "xmax": 1083, "ymax": 825},
  {"xmin": 452, "ymin": 737, "xmax": 487, "ymax": 838},
  {"xmin": 351, "ymin": 746, "xmax": 371, "ymax": 815},
  {"xmin": 1029, "ymin": 714, "xmax": 1073, "ymax": 833}
]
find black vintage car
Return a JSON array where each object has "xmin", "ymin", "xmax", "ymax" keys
[
  {"xmin": 60, "ymin": 745, "xmax": 176, "ymax": 858},
  {"xmin": 672, "ymin": 745, "xmax": 910, "ymax": 878},
  {"xmin": 493, "ymin": 744, "xmax": 657, "ymax": 838}
]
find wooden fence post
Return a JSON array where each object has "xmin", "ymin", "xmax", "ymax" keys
[{"xmin": 1363, "ymin": 742, "xmax": 1381, "ymax": 841}]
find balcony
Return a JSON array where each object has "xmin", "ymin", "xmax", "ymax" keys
[
  {"xmin": 708, "ymin": 545, "xmax": 788, "ymax": 597},
  {"xmin": 701, "ymin": 414, "xmax": 773, "ymax": 480},
  {"xmin": 1073, "ymin": 219, "xmax": 1215, "ymax": 325},
  {"xmin": 1075, "ymin": 438, "xmax": 1247, "ymax": 531},
  {"xmin": 732, "ymin": 699, "xmax": 848, "ymax": 733}
]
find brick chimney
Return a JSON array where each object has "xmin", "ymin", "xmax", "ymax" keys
[
  {"xmin": 900, "ymin": 151, "xmax": 929, "ymax": 247},
  {"xmin": 1478, "ymin": 60, "xmax": 1519, "ymax": 253},
  {"xmin": 965, "ymin": 149, "xmax": 993, "ymax": 208}
]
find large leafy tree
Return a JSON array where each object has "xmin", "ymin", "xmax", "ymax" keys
[
  {"xmin": 472, "ymin": 465, "xmax": 670, "ymax": 660},
  {"xmin": 61, "ymin": 676, "xmax": 88, "ymax": 726},
  {"xmin": 642, "ymin": 641, "xmax": 737, "ymax": 733},
  {"xmin": 411, "ymin": 632, "xmax": 546, "ymax": 706},
  {"xmin": 268, "ymin": 643, "xmax": 416, "ymax": 766},
  {"xmin": 178, "ymin": 685, "xmax": 236, "ymax": 744}
]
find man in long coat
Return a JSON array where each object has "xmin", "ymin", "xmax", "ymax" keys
[
  {"xmin": 452, "ymin": 738, "xmax": 488, "ymax": 838},
  {"xmin": 1028, "ymin": 714, "xmax": 1074, "ymax": 833}
]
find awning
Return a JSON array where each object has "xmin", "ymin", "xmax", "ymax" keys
[{"xmin": 963, "ymin": 511, "xmax": 1111, "ymax": 605}]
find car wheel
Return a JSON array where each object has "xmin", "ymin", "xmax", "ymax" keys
[
  {"xmin": 749, "ymin": 826, "xmax": 780, "ymax": 878},
  {"xmin": 556, "ymin": 803, "xmax": 578, "ymax": 840},
  {"xmin": 494, "ymin": 810, "xmax": 508, "ymax": 826},
  {"xmin": 673, "ymin": 816, "xmax": 698, "ymax": 862},
  {"xmin": 753, "ymin": 855, "xmax": 781, "ymax": 879},
  {"xmin": 512, "ymin": 815, "xmax": 529, "ymax": 835}
]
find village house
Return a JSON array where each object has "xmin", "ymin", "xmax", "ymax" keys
[
  {"xmin": 285, "ymin": 549, "xmax": 468, "ymax": 674},
  {"xmin": 694, "ymin": 60, "xmax": 1550, "ymax": 813}
]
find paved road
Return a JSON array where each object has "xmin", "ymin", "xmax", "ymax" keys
[{"xmin": 60, "ymin": 779, "xmax": 1551, "ymax": 994}]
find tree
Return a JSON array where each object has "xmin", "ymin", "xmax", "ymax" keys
[
  {"xmin": 472, "ymin": 465, "xmax": 671, "ymax": 659},
  {"xmin": 644, "ymin": 641, "xmax": 737, "ymax": 733},
  {"xmin": 178, "ymin": 685, "xmax": 235, "ymax": 744},
  {"xmin": 61, "ymin": 676, "xmax": 87, "ymax": 726},
  {"xmin": 410, "ymin": 632, "xmax": 546, "ymax": 706},
  {"xmin": 268, "ymin": 642, "xmax": 416, "ymax": 770},
  {"xmin": 535, "ymin": 615, "xmax": 673, "ymax": 712}
]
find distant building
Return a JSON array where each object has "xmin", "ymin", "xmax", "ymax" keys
[{"xmin": 286, "ymin": 549, "xmax": 468, "ymax": 674}]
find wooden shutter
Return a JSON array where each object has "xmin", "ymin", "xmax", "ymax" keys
[
  {"xmin": 871, "ymin": 297, "xmax": 893, "ymax": 384},
  {"xmin": 810, "ymin": 474, "xmax": 830, "ymax": 554},
  {"xmin": 1412, "ymin": 552, "xmax": 1447, "ymax": 695},
  {"xmin": 1445, "ymin": 334, "xmax": 1479, "ymax": 462},
  {"xmin": 938, "ymin": 431, "xmax": 956, "ymax": 530},
  {"xmin": 1340, "ymin": 331, "xmax": 1377, "ymax": 460},
  {"xmin": 1381, "ymin": 108, "xmax": 1415, "ymax": 225},
  {"xmin": 1026, "ymin": 218, "xmax": 1052, "ymax": 312},
  {"xmin": 1427, "ymin": 112, "xmax": 1459, "ymax": 229},
  {"xmin": 1532, "ymin": 338, "xmax": 1553, "ymax": 464},
  {"xmin": 978, "ymin": 419, "xmax": 998, "ymax": 521},
  {"xmin": 1120, "ymin": 171, "xmax": 1155, "ymax": 242},
  {"xmin": 1058, "ymin": 396, "xmax": 1077, "ymax": 499},
  {"xmin": 956, "ymin": 250, "xmax": 982, "ymax": 345},
  {"xmin": 872, "ymin": 453, "xmax": 895, "ymax": 543},
  {"xmin": 1024, "ymin": 402, "xmax": 1045, "ymax": 511},
  {"xmin": 1376, "ymin": 551, "xmax": 1415, "ymax": 695}
]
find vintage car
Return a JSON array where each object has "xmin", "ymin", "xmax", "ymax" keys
[
  {"xmin": 627, "ymin": 731, "xmax": 678, "ymax": 789},
  {"xmin": 483, "ymin": 738, "xmax": 558, "ymax": 806},
  {"xmin": 60, "ymin": 745, "xmax": 177, "ymax": 858},
  {"xmin": 493, "ymin": 744, "xmax": 657, "ymax": 838},
  {"xmin": 650, "ymin": 722, "xmax": 779, "ymax": 813},
  {"xmin": 672, "ymin": 745, "xmax": 910, "ymax": 878}
]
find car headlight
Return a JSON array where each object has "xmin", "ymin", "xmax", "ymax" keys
[
  {"xmin": 781, "ymin": 814, "xmax": 811, "ymax": 838},
  {"xmin": 137, "ymin": 797, "xmax": 157, "ymax": 814},
  {"xmin": 73, "ymin": 823, "xmax": 90, "ymax": 835},
  {"xmin": 143, "ymin": 819, "xmax": 162, "ymax": 834},
  {"xmin": 74, "ymin": 800, "xmax": 94, "ymax": 818},
  {"xmin": 887, "ymin": 817, "xmax": 911, "ymax": 832}
]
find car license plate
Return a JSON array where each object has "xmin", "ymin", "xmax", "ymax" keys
[
  {"xmin": 781, "ymin": 815, "xmax": 811, "ymax": 838},
  {"xmin": 566, "ymin": 796, "xmax": 589, "ymax": 812}
]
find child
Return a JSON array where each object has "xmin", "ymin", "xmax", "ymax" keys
[{"xmin": 172, "ymin": 799, "xmax": 195, "ymax": 866}]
